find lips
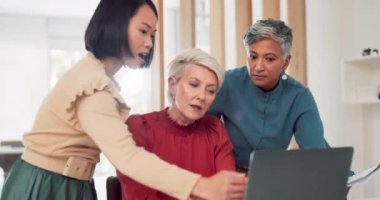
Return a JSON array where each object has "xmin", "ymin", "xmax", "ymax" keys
[
  {"xmin": 138, "ymin": 52, "xmax": 147, "ymax": 59},
  {"xmin": 137, "ymin": 52, "xmax": 148, "ymax": 64},
  {"xmin": 190, "ymin": 104, "xmax": 202, "ymax": 111},
  {"xmin": 252, "ymin": 74, "xmax": 266, "ymax": 80}
]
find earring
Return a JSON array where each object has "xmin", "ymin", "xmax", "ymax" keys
[{"xmin": 281, "ymin": 73, "xmax": 288, "ymax": 80}]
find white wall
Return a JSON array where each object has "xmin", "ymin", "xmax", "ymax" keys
[
  {"xmin": 0, "ymin": 14, "xmax": 88, "ymax": 140},
  {"xmin": 0, "ymin": 0, "xmax": 98, "ymax": 19},
  {"xmin": 0, "ymin": 15, "xmax": 49, "ymax": 140},
  {"xmin": 306, "ymin": 0, "xmax": 380, "ymax": 198}
]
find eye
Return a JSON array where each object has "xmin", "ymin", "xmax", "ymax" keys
[
  {"xmin": 140, "ymin": 29, "xmax": 147, "ymax": 35},
  {"xmin": 265, "ymin": 57, "xmax": 276, "ymax": 62},
  {"xmin": 249, "ymin": 54, "xmax": 257, "ymax": 60},
  {"xmin": 207, "ymin": 89, "xmax": 216, "ymax": 95},
  {"xmin": 189, "ymin": 81, "xmax": 198, "ymax": 88}
]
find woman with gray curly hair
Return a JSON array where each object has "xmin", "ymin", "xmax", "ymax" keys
[
  {"xmin": 208, "ymin": 18, "xmax": 328, "ymax": 173},
  {"xmin": 117, "ymin": 48, "xmax": 247, "ymax": 200}
]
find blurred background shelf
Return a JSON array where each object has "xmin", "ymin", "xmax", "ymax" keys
[{"xmin": 342, "ymin": 55, "xmax": 380, "ymax": 103}]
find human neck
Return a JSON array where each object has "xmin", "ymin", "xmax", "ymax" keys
[
  {"xmin": 101, "ymin": 57, "xmax": 123, "ymax": 77},
  {"xmin": 167, "ymin": 106, "xmax": 194, "ymax": 126}
]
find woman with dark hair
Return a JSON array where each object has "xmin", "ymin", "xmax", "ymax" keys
[{"xmin": 0, "ymin": 0, "xmax": 246, "ymax": 200}]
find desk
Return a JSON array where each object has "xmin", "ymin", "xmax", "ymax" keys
[{"xmin": 0, "ymin": 146, "xmax": 24, "ymax": 179}]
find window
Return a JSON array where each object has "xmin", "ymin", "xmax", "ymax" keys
[
  {"xmin": 195, "ymin": 0, "xmax": 210, "ymax": 52},
  {"xmin": 49, "ymin": 49, "xmax": 84, "ymax": 87}
]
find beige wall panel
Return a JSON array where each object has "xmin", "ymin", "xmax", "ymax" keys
[
  {"xmin": 287, "ymin": 0, "xmax": 307, "ymax": 149},
  {"xmin": 210, "ymin": 0, "xmax": 225, "ymax": 69},
  {"xmin": 263, "ymin": 0, "xmax": 280, "ymax": 19},
  {"xmin": 235, "ymin": 0, "xmax": 252, "ymax": 67},
  {"xmin": 287, "ymin": 0, "xmax": 307, "ymax": 85},
  {"xmin": 152, "ymin": 0, "xmax": 165, "ymax": 109},
  {"xmin": 180, "ymin": 0, "xmax": 195, "ymax": 50}
]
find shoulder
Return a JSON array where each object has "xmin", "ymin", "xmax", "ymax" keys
[
  {"xmin": 62, "ymin": 53, "xmax": 109, "ymax": 83},
  {"xmin": 202, "ymin": 115, "xmax": 221, "ymax": 123},
  {"xmin": 220, "ymin": 66, "xmax": 249, "ymax": 90},
  {"xmin": 125, "ymin": 111, "xmax": 162, "ymax": 142},
  {"xmin": 285, "ymin": 75, "xmax": 307, "ymax": 90},
  {"xmin": 225, "ymin": 66, "xmax": 247, "ymax": 80},
  {"xmin": 126, "ymin": 111, "xmax": 160, "ymax": 127},
  {"xmin": 126, "ymin": 111, "xmax": 164, "ymax": 147},
  {"xmin": 44, "ymin": 53, "xmax": 127, "ymax": 128},
  {"xmin": 284, "ymin": 75, "xmax": 313, "ymax": 96},
  {"xmin": 55, "ymin": 53, "xmax": 114, "ymax": 95},
  {"xmin": 283, "ymin": 75, "xmax": 318, "ymax": 108},
  {"xmin": 200, "ymin": 115, "xmax": 225, "ymax": 134},
  {"xmin": 198, "ymin": 116, "xmax": 230, "ymax": 145}
]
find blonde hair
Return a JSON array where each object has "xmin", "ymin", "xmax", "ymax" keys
[{"xmin": 167, "ymin": 48, "xmax": 224, "ymax": 102}]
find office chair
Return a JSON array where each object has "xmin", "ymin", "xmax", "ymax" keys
[
  {"xmin": 106, "ymin": 176, "xmax": 121, "ymax": 200},
  {"xmin": 0, "ymin": 140, "xmax": 24, "ymax": 179}
]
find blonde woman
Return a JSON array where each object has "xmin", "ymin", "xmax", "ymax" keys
[{"xmin": 118, "ymin": 48, "xmax": 246, "ymax": 200}]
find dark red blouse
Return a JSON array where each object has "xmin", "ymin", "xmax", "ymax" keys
[{"xmin": 117, "ymin": 108, "xmax": 235, "ymax": 200}]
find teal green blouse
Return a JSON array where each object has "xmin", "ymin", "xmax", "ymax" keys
[{"xmin": 208, "ymin": 66, "xmax": 327, "ymax": 166}]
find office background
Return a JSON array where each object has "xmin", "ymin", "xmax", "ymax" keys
[{"xmin": 0, "ymin": 0, "xmax": 379, "ymax": 199}]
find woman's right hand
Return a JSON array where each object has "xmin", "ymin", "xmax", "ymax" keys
[{"xmin": 191, "ymin": 170, "xmax": 248, "ymax": 200}]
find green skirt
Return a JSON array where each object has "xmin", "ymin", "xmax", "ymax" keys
[{"xmin": 1, "ymin": 159, "xmax": 97, "ymax": 200}]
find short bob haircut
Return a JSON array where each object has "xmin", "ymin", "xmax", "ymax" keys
[
  {"xmin": 85, "ymin": 0, "xmax": 158, "ymax": 68},
  {"xmin": 167, "ymin": 48, "xmax": 224, "ymax": 103}
]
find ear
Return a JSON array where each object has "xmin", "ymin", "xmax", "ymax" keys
[
  {"xmin": 282, "ymin": 55, "xmax": 291, "ymax": 71},
  {"xmin": 168, "ymin": 76, "xmax": 177, "ymax": 97}
]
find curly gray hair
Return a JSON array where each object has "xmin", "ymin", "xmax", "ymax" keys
[{"xmin": 243, "ymin": 18, "xmax": 293, "ymax": 56}]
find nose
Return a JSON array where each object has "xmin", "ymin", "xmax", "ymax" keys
[
  {"xmin": 197, "ymin": 89, "xmax": 206, "ymax": 102},
  {"xmin": 253, "ymin": 58, "xmax": 264, "ymax": 72},
  {"xmin": 144, "ymin": 36, "xmax": 153, "ymax": 49}
]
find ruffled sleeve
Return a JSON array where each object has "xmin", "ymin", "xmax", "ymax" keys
[
  {"xmin": 44, "ymin": 53, "xmax": 130, "ymax": 131},
  {"xmin": 125, "ymin": 114, "xmax": 154, "ymax": 150}
]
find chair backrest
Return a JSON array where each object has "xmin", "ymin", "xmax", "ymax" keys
[
  {"xmin": 0, "ymin": 140, "xmax": 24, "ymax": 179},
  {"xmin": 0, "ymin": 140, "xmax": 23, "ymax": 147},
  {"xmin": 106, "ymin": 176, "xmax": 121, "ymax": 200}
]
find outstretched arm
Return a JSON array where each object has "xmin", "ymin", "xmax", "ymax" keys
[{"xmin": 78, "ymin": 91, "xmax": 247, "ymax": 200}]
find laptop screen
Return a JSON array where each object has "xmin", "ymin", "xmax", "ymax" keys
[{"xmin": 245, "ymin": 147, "xmax": 353, "ymax": 200}]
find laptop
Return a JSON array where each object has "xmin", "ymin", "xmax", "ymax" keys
[{"xmin": 245, "ymin": 147, "xmax": 353, "ymax": 200}]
